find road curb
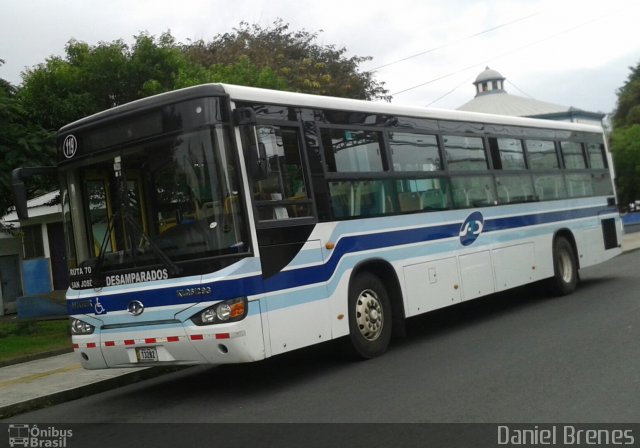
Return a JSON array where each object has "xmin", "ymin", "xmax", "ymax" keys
[
  {"xmin": 0, "ymin": 366, "xmax": 183, "ymax": 420},
  {"xmin": 0, "ymin": 348, "xmax": 74, "ymax": 369}
]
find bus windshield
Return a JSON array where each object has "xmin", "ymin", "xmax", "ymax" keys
[{"xmin": 63, "ymin": 126, "xmax": 248, "ymax": 284}]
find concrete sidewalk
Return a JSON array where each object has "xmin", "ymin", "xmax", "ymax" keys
[
  {"xmin": 0, "ymin": 353, "xmax": 168, "ymax": 419},
  {"xmin": 1, "ymin": 230, "xmax": 639, "ymax": 420},
  {"xmin": 622, "ymin": 229, "xmax": 640, "ymax": 252}
]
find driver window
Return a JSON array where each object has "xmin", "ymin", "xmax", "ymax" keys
[{"xmin": 251, "ymin": 125, "xmax": 313, "ymax": 221}]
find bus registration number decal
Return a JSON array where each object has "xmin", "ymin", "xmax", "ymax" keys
[{"xmin": 135, "ymin": 347, "xmax": 158, "ymax": 362}]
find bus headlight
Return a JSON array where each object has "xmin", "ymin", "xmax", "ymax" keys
[
  {"xmin": 70, "ymin": 318, "xmax": 95, "ymax": 335},
  {"xmin": 191, "ymin": 297, "xmax": 247, "ymax": 326}
]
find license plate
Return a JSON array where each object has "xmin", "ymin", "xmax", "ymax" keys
[{"xmin": 135, "ymin": 346, "xmax": 158, "ymax": 362}]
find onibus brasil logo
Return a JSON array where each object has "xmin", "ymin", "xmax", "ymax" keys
[
  {"xmin": 459, "ymin": 211, "xmax": 484, "ymax": 246},
  {"xmin": 8, "ymin": 424, "xmax": 73, "ymax": 447}
]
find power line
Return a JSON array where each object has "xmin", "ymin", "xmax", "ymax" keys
[
  {"xmin": 506, "ymin": 80, "xmax": 534, "ymax": 98},
  {"xmin": 391, "ymin": 12, "xmax": 609, "ymax": 97},
  {"xmin": 425, "ymin": 75, "xmax": 476, "ymax": 107},
  {"xmin": 392, "ymin": 62, "xmax": 480, "ymax": 96},
  {"xmin": 369, "ymin": 12, "xmax": 539, "ymax": 72},
  {"xmin": 426, "ymin": 74, "xmax": 533, "ymax": 108}
]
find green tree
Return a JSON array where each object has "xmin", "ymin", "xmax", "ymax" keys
[
  {"xmin": 183, "ymin": 19, "xmax": 390, "ymax": 101},
  {"xmin": 611, "ymin": 125, "xmax": 640, "ymax": 207},
  {"xmin": 19, "ymin": 24, "xmax": 389, "ymax": 132},
  {"xmin": 18, "ymin": 31, "xmax": 287, "ymax": 131},
  {"xmin": 0, "ymin": 60, "xmax": 55, "ymax": 216},
  {"xmin": 611, "ymin": 60, "xmax": 640, "ymax": 207},
  {"xmin": 613, "ymin": 63, "xmax": 640, "ymax": 128},
  {"xmin": 20, "ymin": 32, "xmax": 190, "ymax": 130}
]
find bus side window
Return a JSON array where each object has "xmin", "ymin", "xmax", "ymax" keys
[
  {"xmin": 534, "ymin": 174, "xmax": 567, "ymax": 200},
  {"xmin": 587, "ymin": 142, "xmax": 607, "ymax": 169},
  {"xmin": 488, "ymin": 137, "xmax": 527, "ymax": 170},
  {"xmin": 321, "ymin": 128, "xmax": 386, "ymax": 173},
  {"xmin": 561, "ymin": 141, "xmax": 587, "ymax": 169},
  {"xmin": 451, "ymin": 176, "xmax": 496, "ymax": 208},
  {"xmin": 247, "ymin": 125, "xmax": 314, "ymax": 221},
  {"xmin": 328, "ymin": 180, "xmax": 396, "ymax": 218},
  {"xmin": 443, "ymin": 136, "xmax": 488, "ymax": 171},
  {"xmin": 526, "ymin": 140, "xmax": 559, "ymax": 170},
  {"xmin": 395, "ymin": 178, "xmax": 450, "ymax": 212},
  {"xmin": 496, "ymin": 175, "xmax": 535, "ymax": 204}
]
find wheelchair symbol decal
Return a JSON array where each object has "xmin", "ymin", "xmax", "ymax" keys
[{"xmin": 94, "ymin": 298, "xmax": 106, "ymax": 315}]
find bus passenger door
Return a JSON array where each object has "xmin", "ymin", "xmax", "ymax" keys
[{"xmin": 240, "ymin": 121, "xmax": 331, "ymax": 355}]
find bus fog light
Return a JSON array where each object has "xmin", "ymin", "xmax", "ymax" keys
[
  {"xmin": 70, "ymin": 318, "xmax": 95, "ymax": 335},
  {"xmin": 191, "ymin": 297, "xmax": 248, "ymax": 326}
]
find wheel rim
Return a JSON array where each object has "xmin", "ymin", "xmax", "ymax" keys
[
  {"xmin": 355, "ymin": 288, "xmax": 384, "ymax": 341},
  {"xmin": 558, "ymin": 249, "xmax": 573, "ymax": 283}
]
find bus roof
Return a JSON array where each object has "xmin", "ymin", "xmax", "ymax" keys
[
  {"xmin": 60, "ymin": 83, "xmax": 604, "ymax": 135},
  {"xmin": 221, "ymin": 83, "xmax": 604, "ymax": 134}
]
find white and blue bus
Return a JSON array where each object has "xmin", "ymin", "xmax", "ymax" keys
[{"xmin": 12, "ymin": 84, "xmax": 622, "ymax": 368}]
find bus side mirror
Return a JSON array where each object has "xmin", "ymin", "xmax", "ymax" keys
[
  {"xmin": 11, "ymin": 168, "xmax": 29, "ymax": 220},
  {"xmin": 247, "ymin": 143, "xmax": 269, "ymax": 181},
  {"xmin": 11, "ymin": 166, "xmax": 57, "ymax": 220}
]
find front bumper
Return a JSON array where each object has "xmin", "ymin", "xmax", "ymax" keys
[{"xmin": 72, "ymin": 312, "xmax": 265, "ymax": 369}]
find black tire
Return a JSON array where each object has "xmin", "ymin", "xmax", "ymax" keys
[
  {"xmin": 547, "ymin": 236, "xmax": 578, "ymax": 296},
  {"xmin": 347, "ymin": 272, "xmax": 392, "ymax": 359}
]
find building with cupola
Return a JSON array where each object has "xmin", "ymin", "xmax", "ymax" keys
[{"xmin": 457, "ymin": 67, "xmax": 605, "ymax": 128}]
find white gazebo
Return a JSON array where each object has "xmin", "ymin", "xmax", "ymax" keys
[{"xmin": 457, "ymin": 67, "xmax": 605, "ymax": 127}]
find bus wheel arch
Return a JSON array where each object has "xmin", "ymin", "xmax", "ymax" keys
[
  {"xmin": 346, "ymin": 260, "xmax": 405, "ymax": 358},
  {"xmin": 548, "ymin": 230, "xmax": 579, "ymax": 296},
  {"xmin": 553, "ymin": 229, "xmax": 580, "ymax": 270}
]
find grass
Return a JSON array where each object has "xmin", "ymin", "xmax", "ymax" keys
[{"xmin": 0, "ymin": 319, "xmax": 71, "ymax": 363}]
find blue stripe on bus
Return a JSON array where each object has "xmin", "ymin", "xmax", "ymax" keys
[
  {"xmin": 67, "ymin": 205, "xmax": 617, "ymax": 315},
  {"xmin": 483, "ymin": 206, "xmax": 609, "ymax": 232}
]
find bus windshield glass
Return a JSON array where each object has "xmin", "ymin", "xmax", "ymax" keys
[{"xmin": 63, "ymin": 126, "xmax": 248, "ymax": 281}]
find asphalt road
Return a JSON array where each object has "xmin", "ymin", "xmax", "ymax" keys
[{"xmin": 7, "ymin": 250, "xmax": 640, "ymax": 424}]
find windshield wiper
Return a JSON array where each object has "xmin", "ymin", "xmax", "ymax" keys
[
  {"xmin": 92, "ymin": 155, "xmax": 182, "ymax": 284},
  {"xmin": 122, "ymin": 210, "xmax": 182, "ymax": 276},
  {"xmin": 92, "ymin": 207, "xmax": 182, "ymax": 283}
]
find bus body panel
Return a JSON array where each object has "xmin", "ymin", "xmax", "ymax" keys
[{"xmin": 70, "ymin": 194, "xmax": 620, "ymax": 369}]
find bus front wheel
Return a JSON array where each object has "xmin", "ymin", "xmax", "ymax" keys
[
  {"xmin": 347, "ymin": 272, "xmax": 392, "ymax": 359},
  {"xmin": 548, "ymin": 236, "xmax": 578, "ymax": 296}
]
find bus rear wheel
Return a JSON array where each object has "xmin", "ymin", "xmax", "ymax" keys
[
  {"xmin": 347, "ymin": 272, "xmax": 392, "ymax": 359},
  {"xmin": 548, "ymin": 236, "xmax": 578, "ymax": 296}
]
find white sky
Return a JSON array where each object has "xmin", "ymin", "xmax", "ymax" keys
[{"xmin": 1, "ymin": 0, "xmax": 639, "ymax": 113}]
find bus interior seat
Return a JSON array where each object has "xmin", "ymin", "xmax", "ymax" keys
[
  {"xmin": 422, "ymin": 189, "xmax": 446, "ymax": 209},
  {"xmin": 398, "ymin": 192, "xmax": 422, "ymax": 212},
  {"xmin": 330, "ymin": 182, "xmax": 353, "ymax": 218},
  {"xmin": 453, "ymin": 189, "xmax": 469, "ymax": 208},
  {"xmin": 535, "ymin": 181, "xmax": 545, "ymax": 201},
  {"xmin": 497, "ymin": 185, "xmax": 510, "ymax": 203},
  {"xmin": 354, "ymin": 181, "xmax": 388, "ymax": 216}
]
